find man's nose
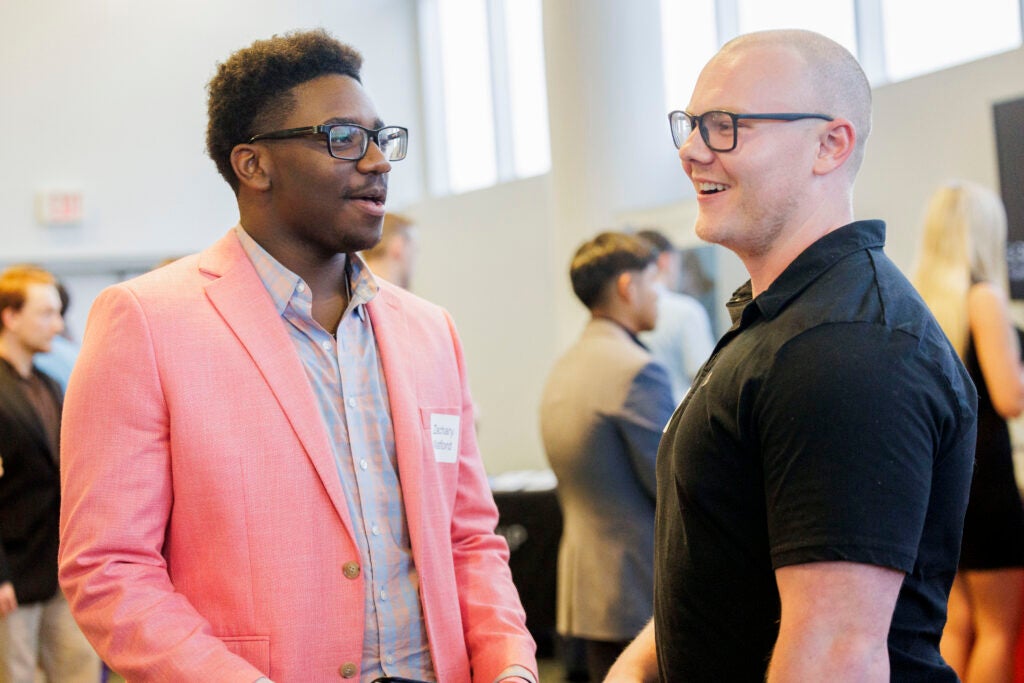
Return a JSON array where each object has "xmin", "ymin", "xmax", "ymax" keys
[{"xmin": 679, "ymin": 125, "xmax": 713, "ymax": 164}]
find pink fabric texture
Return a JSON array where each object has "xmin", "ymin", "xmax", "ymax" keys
[{"xmin": 58, "ymin": 229, "xmax": 536, "ymax": 683}]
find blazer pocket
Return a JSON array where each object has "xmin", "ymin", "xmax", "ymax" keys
[{"xmin": 221, "ymin": 635, "xmax": 270, "ymax": 674}]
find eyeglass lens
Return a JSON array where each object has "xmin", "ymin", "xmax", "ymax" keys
[
  {"xmin": 671, "ymin": 112, "xmax": 734, "ymax": 151},
  {"xmin": 327, "ymin": 125, "xmax": 407, "ymax": 161}
]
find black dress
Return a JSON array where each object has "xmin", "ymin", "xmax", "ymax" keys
[{"xmin": 959, "ymin": 332, "xmax": 1024, "ymax": 569}]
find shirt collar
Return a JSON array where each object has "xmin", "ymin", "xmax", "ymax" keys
[
  {"xmin": 732, "ymin": 219, "xmax": 886, "ymax": 323},
  {"xmin": 591, "ymin": 314, "xmax": 649, "ymax": 351},
  {"xmin": 235, "ymin": 225, "xmax": 380, "ymax": 320}
]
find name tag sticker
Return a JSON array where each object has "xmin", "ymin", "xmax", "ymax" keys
[{"xmin": 430, "ymin": 413, "xmax": 460, "ymax": 463}]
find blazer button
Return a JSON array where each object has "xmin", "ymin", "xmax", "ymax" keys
[
  {"xmin": 339, "ymin": 662, "xmax": 358, "ymax": 678},
  {"xmin": 342, "ymin": 561, "xmax": 361, "ymax": 580}
]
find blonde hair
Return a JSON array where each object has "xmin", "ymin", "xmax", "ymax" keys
[
  {"xmin": 0, "ymin": 265, "xmax": 56, "ymax": 333},
  {"xmin": 912, "ymin": 181, "xmax": 1008, "ymax": 357}
]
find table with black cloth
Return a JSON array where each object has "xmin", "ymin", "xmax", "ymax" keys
[{"xmin": 492, "ymin": 487, "xmax": 561, "ymax": 658}]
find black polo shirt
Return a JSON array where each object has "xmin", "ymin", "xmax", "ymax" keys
[{"xmin": 654, "ymin": 220, "xmax": 977, "ymax": 682}]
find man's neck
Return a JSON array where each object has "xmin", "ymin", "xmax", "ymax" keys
[
  {"xmin": 744, "ymin": 211, "xmax": 854, "ymax": 296},
  {"xmin": 0, "ymin": 338, "xmax": 34, "ymax": 378},
  {"xmin": 590, "ymin": 309, "xmax": 639, "ymax": 336},
  {"xmin": 239, "ymin": 221, "xmax": 352, "ymax": 332}
]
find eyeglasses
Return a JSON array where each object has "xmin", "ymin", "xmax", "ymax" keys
[
  {"xmin": 248, "ymin": 123, "xmax": 409, "ymax": 161},
  {"xmin": 668, "ymin": 110, "xmax": 834, "ymax": 152}
]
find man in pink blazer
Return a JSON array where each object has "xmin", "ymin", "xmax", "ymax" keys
[{"xmin": 58, "ymin": 29, "xmax": 536, "ymax": 683}]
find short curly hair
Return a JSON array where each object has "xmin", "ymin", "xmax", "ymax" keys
[
  {"xmin": 570, "ymin": 232, "xmax": 656, "ymax": 310},
  {"xmin": 206, "ymin": 29, "xmax": 363, "ymax": 193}
]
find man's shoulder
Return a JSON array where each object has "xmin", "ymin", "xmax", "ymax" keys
[
  {"xmin": 561, "ymin": 322, "xmax": 654, "ymax": 378},
  {"xmin": 371, "ymin": 278, "xmax": 450, "ymax": 323}
]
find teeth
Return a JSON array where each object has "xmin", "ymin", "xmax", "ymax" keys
[{"xmin": 699, "ymin": 182, "xmax": 727, "ymax": 193}]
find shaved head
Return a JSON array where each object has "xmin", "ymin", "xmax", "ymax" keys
[{"xmin": 715, "ymin": 30, "xmax": 872, "ymax": 175}]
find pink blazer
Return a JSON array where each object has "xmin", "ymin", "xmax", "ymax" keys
[{"xmin": 58, "ymin": 230, "xmax": 536, "ymax": 683}]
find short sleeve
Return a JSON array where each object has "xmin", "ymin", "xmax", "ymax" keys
[{"xmin": 756, "ymin": 322, "xmax": 960, "ymax": 572}]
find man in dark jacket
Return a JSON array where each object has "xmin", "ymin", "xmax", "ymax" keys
[{"xmin": 0, "ymin": 265, "xmax": 97, "ymax": 682}]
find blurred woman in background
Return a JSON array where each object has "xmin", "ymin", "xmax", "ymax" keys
[{"xmin": 914, "ymin": 181, "xmax": 1024, "ymax": 683}]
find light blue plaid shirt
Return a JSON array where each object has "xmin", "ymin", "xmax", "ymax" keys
[{"xmin": 237, "ymin": 226, "xmax": 434, "ymax": 682}]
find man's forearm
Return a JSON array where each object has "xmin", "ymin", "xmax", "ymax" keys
[{"xmin": 603, "ymin": 620, "xmax": 659, "ymax": 683}]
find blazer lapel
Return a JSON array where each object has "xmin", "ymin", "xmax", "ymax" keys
[
  {"xmin": 367, "ymin": 289, "xmax": 426, "ymax": 549},
  {"xmin": 199, "ymin": 231, "xmax": 356, "ymax": 537}
]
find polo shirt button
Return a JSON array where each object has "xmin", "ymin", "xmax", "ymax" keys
[
  {"xmin": 342, "ymin": 561, "xmax": 360, "ymax": 579},
  {"xmin": 339, "ymin": 662, "xmax": 357, "ymax": 678}
]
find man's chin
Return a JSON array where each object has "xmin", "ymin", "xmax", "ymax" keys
[{"xmin": 343, "ymin": 219, "xmax": 384, "ymax": 253}]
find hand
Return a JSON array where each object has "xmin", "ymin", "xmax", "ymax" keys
[{"xmin": 0, "ymin": 582, "xmax": 18, "ymax": 617}]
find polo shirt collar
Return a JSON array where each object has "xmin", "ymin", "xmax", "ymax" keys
[{"xmin": 734, "ymin": 219, "xmax": 886, "ymax": 323}]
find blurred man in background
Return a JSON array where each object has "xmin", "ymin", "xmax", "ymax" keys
[
  {"xmin": 362, "ymin": 211, "xmax": 418, "ymax": 290},
  {"xmin": 0, "ymin": 265, "xmax": 98, "ymax": 683},
  {"xmin": 635, "ymin": 229, "xmax": 714, "ymax": 403},
  {"xmin": 540, "ymin": 232, "xmax": 674, "ymax": 681}
]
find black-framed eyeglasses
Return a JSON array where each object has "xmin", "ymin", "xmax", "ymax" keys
[
  {"xmin": 248, "ymin": 123, "xmax": 409, "ymax": 161},
  {"xmin": 668, "ymin": 110, "xmax": 834, "ymax": 152}
]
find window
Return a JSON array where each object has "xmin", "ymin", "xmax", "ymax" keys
[
  {"xmin": 419, "ymin": 0, "xmax": 551, "ymax": 195},
  {"xmin": 660, "ymin": 0, "xmax": 1023, "ymax": 109},
  {"xmin": 737, "ymin": 0, "xmax": 857, "ymax": 57},
  {"xmin": 503, "ymin": 0, "xmax": 551, "ymax": 179},
  {"xmin": 435, "ymin": 0, "xmax": 497, "ymax": 192},
  {"xmin": 882, "ymin": 0, "xmax": 1022, "ymax": 82},
  {"xmin": 660, "ymin": 0, "xmax": 718, "ymax": 114}
]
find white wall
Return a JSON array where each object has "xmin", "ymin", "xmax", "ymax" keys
[
  {"xmin": 1, "ymin": 0, "xmax": 424, "ymax": 263},
  {"xmin": 857, "ymin": 46, "xmax": 1024, "ymax": 271},
  {"xmin": 408, "ymin": 175, "xmax": 558, "ymax": 472}
]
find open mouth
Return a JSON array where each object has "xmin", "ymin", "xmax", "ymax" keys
[
  {"xmin": 698, "ymin": 182, "xmax": 728, "ymax": 195},
  {"xmin": 351, "ymin": 188, "xmax": 387, "ymax": 205}
]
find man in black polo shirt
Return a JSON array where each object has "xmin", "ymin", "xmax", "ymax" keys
[{"xmin": 606, "ymin": 29, "xmax": 976, "ymax": 682}]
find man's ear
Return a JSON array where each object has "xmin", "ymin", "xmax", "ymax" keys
[
  {"xmin": 813, "ymin": 118, "xmax": 855, "ymax": 176},
  {"xmin": 0, "ymin": 306, "xmax": 16, "ymax": 331},
  {"xmin": 230, "ymin": 143, "xmax": 272, "ymax": 192},
  {"xmin": 657, "ymin": 251, "xmax": 673, "ymax": 273},
  {"xmin": 615, "ymin": 271, "xmax": 634, "ymax": 303}
]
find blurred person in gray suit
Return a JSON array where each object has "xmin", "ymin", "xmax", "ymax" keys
[
  {"xmin": 635, "ymin": 229, "xmax": 714, "ymax": 404},
  {"xmin": 539, "ymin": 232, "xmax": 675, "ymax": 681}
]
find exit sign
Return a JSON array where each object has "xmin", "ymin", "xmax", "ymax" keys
[{"xmin": 36, "ymin": 190, "xmax": 84, "ymax": 226}]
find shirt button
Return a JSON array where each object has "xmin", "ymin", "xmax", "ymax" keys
[
  {"xmin": 297, "ymin": 282, "xmax": 306, "ymax": 293},
  {"xmin": 380, "ymin": 589, "xmax": 388, "ymax": 601},
  {"xmin": 347, "ymin": 397, "xmax": 357, "ymax": 408},
  {"xmin": 371, "ymin": 524, "xmax": 381, "ymax": 536},
  {"xmin": 342, "ymin": 561, "xmax": 360, "ymax": 580},
  {"xmin": 385, "ymin": 654, "xmax": 395, "ymax": 665},
  {"xmin": 321, "ymin": 340, "xmax": 332, "ymax": 350},
  {"xmin": 359, "ymin": 459, "xmax": 368, "ymax": 471},
  {"xmin": 339, "ymin": 662, "xmax": 357, "ymax": 678}
]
